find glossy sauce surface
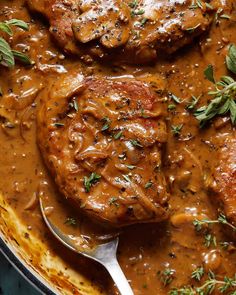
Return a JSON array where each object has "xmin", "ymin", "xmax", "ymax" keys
[{"xmin": 0, "ymin": 1, "xmax": 236, "ymax": 294}]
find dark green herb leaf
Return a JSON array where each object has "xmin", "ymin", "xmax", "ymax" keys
[
  {"xmin": 145, "ymin": 181, "xmax": 153, "ymax": 189},
  {"xmin": 191, "ymin": 267, "xmax": 204, "ymax": 281},
  {"xmin": 226, "ymin": 44, "xmax": 236, "ymax": 74},
  {"xmin": 133, "ymin": 9, "xmax": 145, "ymax": 15},
  {"xmin": 0, "ymin": 37, "xmax": 14, "ymax": 67},
  {"xmin": 140, "ymin": 18, "xmax": 148, "ymax": 26},
  {"xmin": 0, "ymin": 23, "xmax": 13, "ymax": 36},
  {"xmin": 130, "ymin": 139, "xmax": 143, "ymax": 148},
  {"xmin": 128, "ymin": 0, "xmax": 138, "ymax": 8},
  {"xmin": 170, "ymin": 93, "xmax": 182, "ymax": 104},
  {"xmin": 204, "ymin": 234, "xmax": 217, "ymax": 248},
  {"xmin": 12, "ymin": 50, "xmax": 32, "ymax": 65},
  {"xmin": 6, "ymin": 19, "xmax": 29, "ymax": 31},
  {"xmin": 114, "ymin": 131, "xmax": 123, "ymax": 140},
  {"xmin": 168, "ymin": 104, "xmax": 176, "ymax": 110},
  {"xmin": 204, "ymin": 64, "xmax": 215, "ymax": 83},
  {"xmin": 84, "ymin": 172, "xmax": 101, "ymax": 192},
  {"xmin": 186, "ymin": 23, "xmax": 200, "ymax": 33},
  {"xmin": 109, "ymin": 197, "xmax": 119, "ymax": 207},
  {"xmin": 186, "ymin": 95, "xmax": 200, "ymax": 111},
  {"xmin": 171, "ymin": 124, "xmax": 183, "ymax": 136},
  {"xmin": 122, "ymin": 174, "xmax": 131, "ymax": 182},
  {"xmin": 64, "ymin": 217, "xmax": 77, "ymax": 226},
  {"xmin": 53, "ymin": 122, "xmax": 64, "ymax": 127},
  {"xmin": 160, "ymin": 269, "xmax": 175, "ymax": 286},
  {"xmin": 101, "ymin": 117, "xmax": 111, "ymax": 131}
]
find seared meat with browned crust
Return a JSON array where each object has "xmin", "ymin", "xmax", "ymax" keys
[
  {"xmin": 26, "ymin": 0, "xmax": 234, "ymax": 63},
  {"xmin": 209, "ymin": 132, "xmax": 236, "ymax": 226},
  {"xmin": 37, "ymin": 71, "xmax": 169, "ymax": 226}
]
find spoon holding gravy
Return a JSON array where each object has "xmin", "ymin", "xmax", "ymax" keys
[{"xmin": 39, "ymin": 198, "xmax": 134, "ymax": 295}]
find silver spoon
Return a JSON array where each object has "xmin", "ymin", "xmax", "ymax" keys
[{"xmin": 39, "ymin": 198, "xmax": 134, "ymax": 295}]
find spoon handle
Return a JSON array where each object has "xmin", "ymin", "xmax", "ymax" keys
[{"xmin": 104, "ymin": 258, "xmax": 134, "ymax": 295}]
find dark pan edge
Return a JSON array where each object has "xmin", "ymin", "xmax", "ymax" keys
[{"xmin": 0, "ymin": 235, "xmax": 56, "ymax": 295}]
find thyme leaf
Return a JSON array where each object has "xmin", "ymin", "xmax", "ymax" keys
[
  {"xmin": 193, "ymin": 213, "xmax": 236, "ymax": 232},
  {"xmin": 84, "ymin": 172, "xmax": 101, "ymax": 192}
]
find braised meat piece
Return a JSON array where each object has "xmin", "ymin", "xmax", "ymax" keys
[
  {"xmin": 37, "ymin": 71, "xmax": 169, "ymax": 226},
  {"xmin": 26, "ymin": 0, "xmax": 234, "ymax": 63},
  {"xmin": 209, "ymin": 132, "xmax": 236, "ymax": 226}
]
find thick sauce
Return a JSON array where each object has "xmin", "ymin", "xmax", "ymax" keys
[{"xmin": 0, "ymin": 0, "xmax": 236, "ymax": 294}]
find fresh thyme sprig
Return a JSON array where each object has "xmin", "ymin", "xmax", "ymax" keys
[
  {"xmin": 170, "ymin": 271, "xmax": 236, "ymax": 295},
  {"xmin": 193, "ymin": 213, "xmax": 236, "ymax": 233},
  {"xmin": 160, "ymin": 268, "xmax": 175, "ymax": 286},
  {"xmin": 191, "ymin": 267, "xmax": 204, "ymax": 282},
  {"xmin": 194, "ymin": 44, "xmax": 236, "ymax": 127}
]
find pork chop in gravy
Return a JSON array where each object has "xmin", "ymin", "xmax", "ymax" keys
[
  {"xmin": 26, "ymin": 0, "xmax": 234, "ymax": 63},
  {"xmin": 37, "ymin": 71, "xmax": 169, "ymax": 226}
]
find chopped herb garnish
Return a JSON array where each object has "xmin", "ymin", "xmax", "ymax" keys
[
  {"xmin": 128, "ymin": 0, "xmax": 138, "ymax": 9},
  {"xmin": 141, "ymin": 108, "xmax": 149, "ymax": 118},
  {"xmin": 64, "ymin": 217, "xmax": 77, "ymax": 226},
  {"xmin": 109, "ymin": 197, "xmax": 119, "ymax": 207},
  {"xmin": 168, "ymin": 104, "xmax": 176, "ymax": 110},
  {"xmin": 171, "ymin": 124, "xmax": 183, "ymax": 136},
  {"xmin": 53, "ymin": 122, "xmax": 64, "ymax": 127},
  {"xmin": 189, "ymin": 0, "xmax": 203, "ymax": 9},
  {"xmin": 130, "ymin": 139, "xmax": 143, "ymax": 148},
  {"xmin": 142, "ymin": 283, "xmax": 148, "ymax": 289},
  {"xmin": 204, "ymin": 233, "xmax": 217, "ymax": 248},
  {"xmin": 84, "ymin": 172, "xmax": 101, "ymax": 192},
  {"xmin": 122, "ymin": 174, "xmax": 131, "ymax": 182},
  {"xmin": 160, "ymin": 268, "xmax": 175, "ymax": 286},
  {"xmin": 101, "ymin": 117, "xmax": 111, "ymax": 131},
  {"xmin": 145, "ymin": 181, "xmax": 153, "ymax": 189},
  {"xmin": 205, "ymin": 2, "xmax": 214, "ymax": 9},
  {"xmin": 170, "ymin": 93, "xmax": 182, "ymax": 104},
  {"xmin": 70, "ymin": 99, "xmax": 79, "ymax": 112},
  {"xmin": 186, "ymin": 95, "xmax": 200, "ymax": 111},
  {"xmin": 191, "ymin": 267, "xmax": 204, "ymax": 282},
  {"xmin": 114, "ymin": 131, "xmax": 123, "ymax": 140},
  {"xmin": 220, "ymin": 241, "xmax": 230, "ymax": 250},
  {"xmin": 140, "ymin": 18, "xmax": 148, "ymax": 26},
  {"xmin": 131, "ymin": 9, "xmax": 145, "ymax": 16},
  {"xmin": 186, "ymin": 23, "xmax": 200, "ymax": 33}
]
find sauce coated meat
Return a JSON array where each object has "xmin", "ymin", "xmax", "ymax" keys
[
  {"xmin": 208, "ymin": 131, "xmax": 236, "ymax": 228},
  {"xmin": 27, "ymin": 0, "xmax": 234, "ymax": 63},
  {"xmin": 37, "ymin": 72, "xmax": 169, "ymax": 226}
]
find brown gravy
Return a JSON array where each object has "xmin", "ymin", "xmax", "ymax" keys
[{"xmin": 0, "ymin": 1, "xmax": 236, "ymax": 294}]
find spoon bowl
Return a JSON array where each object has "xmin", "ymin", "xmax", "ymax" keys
[{"xmin": 39, "ymin": 198, "xmax": 134, "ymax": 295}]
